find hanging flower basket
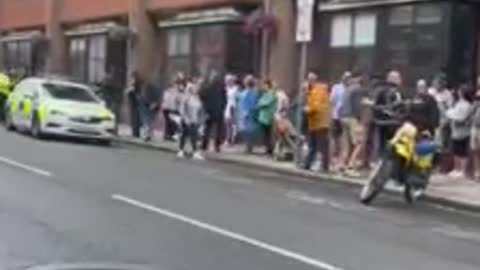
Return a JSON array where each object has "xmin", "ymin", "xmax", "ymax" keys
[{"xmin": 243, "ymin": 10, "xmax": 278, "ymax": 40}]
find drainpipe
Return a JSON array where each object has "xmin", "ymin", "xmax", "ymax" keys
[{"xmin": 261, "ymin": 0, "xmax": 272, "ymax": 79}]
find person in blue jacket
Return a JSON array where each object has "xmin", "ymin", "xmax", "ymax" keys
[{"xmin": 237, "ymin": 75, "xmax": 259, "ymax": 153}]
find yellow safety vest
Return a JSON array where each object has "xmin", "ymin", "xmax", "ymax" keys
[{"xmin": 0, "ymin": 73, "xmax": 12, "ymax": 97}]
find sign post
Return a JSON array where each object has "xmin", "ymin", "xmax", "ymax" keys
[{"xmin": 294, "ymin": 0, "xmax": 315, "ymax": 167}]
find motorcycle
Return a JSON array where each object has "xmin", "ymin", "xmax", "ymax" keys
[{"xmin": 360, "ymin": 98, "xmax": 437, "ymax": 205}]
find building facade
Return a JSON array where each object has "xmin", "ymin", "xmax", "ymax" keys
[
  {"xmin": 0, "ymin": 0, "xmax": 261, "ymax": 88},
  {"xmin": 313, "ymin": 0, "xmax": 480, "ymax": 87},
  {"xmin": 1, "ymin": 0, "xmax": 479, "ymax": 92}
]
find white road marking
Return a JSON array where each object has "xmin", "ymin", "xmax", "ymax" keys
[
  {"xmin": 0, "ymin": 156, "xmax": 52, "ymax": 177},
  {"xmin": 286, "ymin": 191, "xmax": 375, "ymax": 212},
  {"xmin": 112, "ymin": 194, "xmax": 347, "ymax": 270},
  {"xmin": 432, "ymin": 225, "xmax": 480, "ymax": 242}
]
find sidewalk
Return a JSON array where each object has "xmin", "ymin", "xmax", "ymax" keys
[{"xmin": 116, "ymin": 125, "xmax": 480, "ymax": 212}]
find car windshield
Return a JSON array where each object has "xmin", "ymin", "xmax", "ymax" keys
[{"xmin": 43, "ymin": 83, "xmax": 99, "ymax": 103}]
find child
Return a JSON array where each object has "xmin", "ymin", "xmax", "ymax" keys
[{"xmin": 177, "ymin": 80, "xmax": 204, "ymax": 160}]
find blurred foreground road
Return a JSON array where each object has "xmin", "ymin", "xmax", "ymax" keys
[{"xmin": 0, "ymin": 128, "xmax": 479, "ymax": 270}]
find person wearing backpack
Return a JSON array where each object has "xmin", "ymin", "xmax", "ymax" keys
[{"xmin": 446, "ymin": 85, "xmax": 473, "ymax": 178}]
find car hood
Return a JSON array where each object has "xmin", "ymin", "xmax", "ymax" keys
[{"xmin": 47, "ymin": 100, "xmax": 113, "ymax": 117}]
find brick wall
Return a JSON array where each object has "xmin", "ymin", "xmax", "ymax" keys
[{"xmin": 0, "ymin": 0, "xmax": 46, "ymax": 31}]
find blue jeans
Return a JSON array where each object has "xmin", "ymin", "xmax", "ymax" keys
[{"xmin": 136, "ymin": 95, "xmax": 155, "ymax": 140}]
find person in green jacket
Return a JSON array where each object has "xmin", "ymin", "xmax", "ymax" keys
[{"xmin": 256, "ymin": 79, "xmax": 278, "ymax": 155}]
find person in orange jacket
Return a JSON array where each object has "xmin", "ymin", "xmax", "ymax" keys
[{"xmin": 303, "ymin": 72, "xmax": 331, "ymax": 172}]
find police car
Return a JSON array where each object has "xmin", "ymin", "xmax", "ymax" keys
[{"xmin": 4, "ymin": 77, "xmax": 115, "ymax": 144}]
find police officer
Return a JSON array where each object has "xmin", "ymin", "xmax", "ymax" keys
[{"xmin": 0, "ymin": 72, "xmax": 13, "ymax": 121}]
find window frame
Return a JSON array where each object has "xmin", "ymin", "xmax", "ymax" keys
[
  {"xmin": 329, "ymin": 12, "xmax": 377, "ymax": 48},
  {"xmin": 68, "ymin": 34, "xmax": 107, "ymax": 84}
]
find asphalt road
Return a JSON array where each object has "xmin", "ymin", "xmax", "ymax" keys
[{"xmin": 0, "ymin": 128, "xmax": 479, "ymax": 270}]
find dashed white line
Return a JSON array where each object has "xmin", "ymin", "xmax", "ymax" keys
[
  {"xmin": 0, "ymin": 156, "xmax": 52, "ymax": 177},
  {"xmin": 112, "ymin": 194, "xmax": 347, "ymax": 270}
]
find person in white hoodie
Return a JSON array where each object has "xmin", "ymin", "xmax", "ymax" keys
[
  {"xmin": 446, "ymin": 85, "xmax": 473, "ymax": 178},
  {"xmin": 177, "ymin": 79, "xmax": 205, "ymax": 160}
]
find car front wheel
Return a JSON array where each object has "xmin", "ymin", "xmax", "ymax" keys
[
  {"xmin": 31, "ymin": 113, "xmax": 44, "ymax": 139},
  {"xmin": 4, "ymin": 108, "xmax": 15, "ymax": 131}
]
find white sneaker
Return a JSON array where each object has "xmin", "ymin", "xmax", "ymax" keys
[
  {"xmin": 193, "ymin": 152, "xmax": 205, "ymax": 160},
  {"xmin": 177, "ymin": 151, "xmax": 185, "ymax": 159},
  {"xmin": 448, "ymin": 170, "xmax": 463, "ymax": 178}
]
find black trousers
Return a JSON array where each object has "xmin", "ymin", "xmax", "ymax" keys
[
  {"xmin": 163, "ymin": 109, "xmax": 178, "ymax": 140},
  {"xmin": 378, "ymin": 125, "xmax": 397, "ymax": 156},
  {"xmin": 179, "ymin": 123, "xmax": 199, "ymax": 152},
  {"xmin": 259, "ymin": 123, "xmax": 274, "ymax": 155},
  {"xmin": 128, "ymin": 92, "xmax": 141, "ymax": 138},
  {"xmin": 201, "ymin": 118, "xmax": 224, "ymax": 151},
  {"xmin": 304, "ymin": 128, "xmax": 330, "ymax": 171}
]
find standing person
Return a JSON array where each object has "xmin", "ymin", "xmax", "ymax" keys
[
  {"xmin": 339, "ymin": 71, "xmax": 367, "ymax": 176},
  {"xmin": 361, "ymin": 73, "xmax": 384, "ymax": 168},
  {"xmin": 126, "ymin": 71, "xmax": 143, "ymax": 138},
  {"xmin": 330, "ymin": 71, "xmax": 351, "ymax": 167},
  {"xmin": 410, "ymin": 79, "xmax": 440, "ymax": 135},
  {"xmin": 238, "ymin": 75, "xmax": 259, "ymax": 153},
  {"xmin": 446, "ymin": 85, "xmax": 473, "ymax": 178},
  {"xmin": 470, "ymin": 81, "xmax": 480, "ymax": 181},
  {"xmin": 177, "ymin": 80, "xmax": 204, "ymax": 160},
  {"xmin": 162, "ymin": 77, "xmax": 184, "ymax": 141},
  {"xmin": 429, "ymin": 77, "xmax": 453, "ymax": 149},
  {"xmin": 200, "ymin": 70, "xmax": 227, "ymax": 153},
  {"xmin": 101, "ymin": 68, "xmax": 123, "ymax": 135},
  {"xmin": 256, "ymin": 79, "xmax": 278, "ymax": 156},
  {"xmin": 373, "ymin": 70, "xmax": 404, "ymax": 156},
  {"xmin": 303, "ymin": 72, "xmax": 331, "ymax": 172},
  {"xmin": 224, "ymin": 74, "xmax": 240, "ymax": 146},
  {"xmin": 140, "ymin": 81, "xmax": 161, "ymax": 142}
]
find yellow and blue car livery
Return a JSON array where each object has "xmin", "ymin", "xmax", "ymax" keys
[{"xmin": 5, "ymin": 77, "xmax": 115, "ymax": 141}]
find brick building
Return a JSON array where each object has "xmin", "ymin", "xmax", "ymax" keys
[
  {"xmin": 1, "ymin": 0, "xmax": 479, "ymax": 92},
  {"xmin": 0, "ymin": 0, "xmax": 263, "ymax": 89}
]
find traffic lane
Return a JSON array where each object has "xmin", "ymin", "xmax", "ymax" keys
[
  {"xmin": 1, "ymin": 127, "xmax": 479, "ymax": 229},
  {"xmin": 1, "ymin": 130, "xmax": 480, "ymax": 269},
  {"xmin": 0, "ymin": 163, "xmax": 319, "ymax": 270}
]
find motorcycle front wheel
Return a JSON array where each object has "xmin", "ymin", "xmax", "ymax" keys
[{"xmin": 360, "ymin": 158, "xmax": 393, "ymax": 205}]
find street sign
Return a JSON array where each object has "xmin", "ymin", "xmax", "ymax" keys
[{"xmin": 296, "ymin": 0, "xmax": 315, "ymax": 43}]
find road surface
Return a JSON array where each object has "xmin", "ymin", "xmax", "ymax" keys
[{"xmin": 0, "ymin": 128, "xmax": 479, "ymax": 270}]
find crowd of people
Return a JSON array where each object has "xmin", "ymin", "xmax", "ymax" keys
[{"xmin": 123, "ymin": 68, "xmax": 480, "ymax": 182}]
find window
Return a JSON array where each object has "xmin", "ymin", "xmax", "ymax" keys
[
  {"xmin": 69, "ymin": 38, "xmax": 87, "ymax": 82},
  {"xmin": 43, "ymin": 83, "xmax": 98, "ymax": 103},
  {"xmin": 353, "ymin": 13, "xmax": 376, "ymax": 46},
  {"xmin": 415, "ymin": 5, "xmax": 442, "ymax": 24},
  {"xmin": 390, "ymin": 5, "xmax": 442, "ymax": 26},
  {"xmin": 68, "ymin": 35, "xmax": 106, "ymax": 84},
  {"xmin": 88, "ymin": 35, "xmax": 106, "ymax": 84},
  {"xmin": 389, "ymin": 6, "xmax": 414, "ymax": 26},
  {"xmin": 166, "ymin": 28, "xmax": 192, "ymax": 77},
  {"xmin": 330, "ymin": 13, "xmax": 376, "ymax": 47},
  {"xmin": 167, "ymin": 28, "xmax": 191, "ymax": 57},
  {"xmin": 330, "ymin": 15, "xmax": 352, "ymax": 47},
  {"xmin": 2, "ymin": 40, "xmax": 32, "ymax": 72},
  {"xmin": 194, "ymin": 25, "xmax": 225, "ymax": 76}
]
